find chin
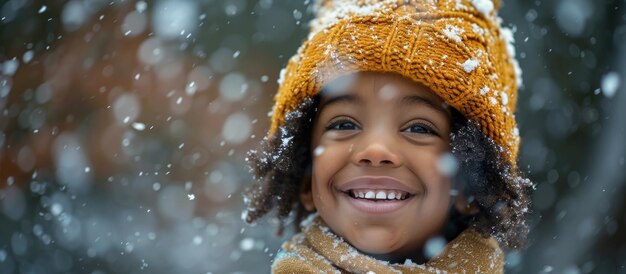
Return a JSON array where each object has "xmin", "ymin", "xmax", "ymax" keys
[{"xmin": 348, "ymin": 230, "xmax": 404, "ymax": 255}]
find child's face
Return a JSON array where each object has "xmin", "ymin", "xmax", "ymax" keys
[{"xmin": 302, "ymin": 72, "xmax": 453, "ymax": 258}]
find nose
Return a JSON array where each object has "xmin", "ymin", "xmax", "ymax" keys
[{"xmin": 352, "ymin": 137, "xmax": 401, "ymax": 168}]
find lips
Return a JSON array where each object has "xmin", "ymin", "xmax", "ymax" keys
[{"xmin": 336, "ymin": 176, "xmax": 418, "ymax": 214}]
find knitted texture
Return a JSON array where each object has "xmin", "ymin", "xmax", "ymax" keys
[
  {"xmin": 273, "ymin": 214, "xmax": 504, "ymax": 273},
  {"xmin": 269, "ymin": 0, "xmax": 522, "ymax": 165}
]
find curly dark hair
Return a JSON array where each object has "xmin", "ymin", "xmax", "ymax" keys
[{"xmin": 244, "ymin": 94, "xmax": 533, "ymax": 249}]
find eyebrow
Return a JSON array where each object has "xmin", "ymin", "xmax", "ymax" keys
[
  {"xmin": 318, "ymin": 93, "xmax": 450, "ymax": 118},
  {"xmin": 400, "ymin": 95, "xmax": 450, "ymax": 117},
  {"xmin": 318, "ymin": 93, "xmax": 360, "ymax": 112}
]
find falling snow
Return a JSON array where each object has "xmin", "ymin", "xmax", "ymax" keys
[
  {"xmin": 0, "ymin": 1, "xmax": 623, "ymax": 273},
  {"xmin": 601, "ymin": 72, "xmax": 621, "ymax": 98}
]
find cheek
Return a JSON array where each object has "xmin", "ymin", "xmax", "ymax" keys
[
  {"xmin": 409, "ymin": 147, "xmax": 449, "ymax": 178},
  {"xmin": 310, "ymin": 142, "xmax": 351, "ymax": 200},
  {"xmin": 312, "ymin": 146, "xmax": 342, "ymax": 184},
  {"xmin": 407, "ymin": 149, "xmax": 453, "ymax": 201},
  {"xmin": 311, "ymin": 137, "xmax": 352, "ymax": 179}
]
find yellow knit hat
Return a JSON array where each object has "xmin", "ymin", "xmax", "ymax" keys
[{"xmin": 269, "ymin": 0, "xmax": 522, "ymax": 165}]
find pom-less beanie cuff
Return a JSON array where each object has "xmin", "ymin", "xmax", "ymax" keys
[{"xmin": 269, "ymin": 0, "xmax": 522, "ymax": 166}]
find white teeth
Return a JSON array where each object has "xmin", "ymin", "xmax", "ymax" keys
[{"xmin": 350, "ymin": 190, "xmax": 409, "ymax": 200}]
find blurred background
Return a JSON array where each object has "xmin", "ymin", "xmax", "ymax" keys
[{"xmin": 0, "ymin": 0, "xmax": 625, "ymax": 273}]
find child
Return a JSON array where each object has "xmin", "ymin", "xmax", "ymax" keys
[{"xmin": 244, "ymin": 0, "xmax": 533, "ymax": 272}]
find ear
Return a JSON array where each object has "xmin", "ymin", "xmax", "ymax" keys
[
  {"xmin": 454, "ymin": 193, "xmax": 479, "ymax": 215},
  {"xmin": 299, "ymin": 176, "xmax": 316, "ymax": 211}
]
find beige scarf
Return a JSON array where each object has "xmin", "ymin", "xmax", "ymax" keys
[{"xmin": 272, "ymin": 216, "xmax": 504, "ymax": 273}]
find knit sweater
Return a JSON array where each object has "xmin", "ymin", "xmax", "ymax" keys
[{"xmin": 272, "ymin": 216, "xmax": 504, "ymax": 273}]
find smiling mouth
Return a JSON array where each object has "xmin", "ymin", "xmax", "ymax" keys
[
  {"xmin": 337, "ymin": 176, "xmax": 417, "ymax": 214},
  {"xmin": 345, "ymin": 189, "xmax": 412, "ymax": 201}
]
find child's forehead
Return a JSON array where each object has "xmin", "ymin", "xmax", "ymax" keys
[
  {"xmin": 317, "ymin": 74, "xmax": 451, "ymax": 118},
  {"xmin": 319, "ymin": 72, "xmax": 445, "ymax": 105}
]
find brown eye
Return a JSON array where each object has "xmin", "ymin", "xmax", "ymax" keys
[
  {"xmin": 326, "ymin": 119, "xmax": 359, "ymax": 131},
  {"xmin": 402, "ymin": 123, "xmax": 439, "ymax": 136}
]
